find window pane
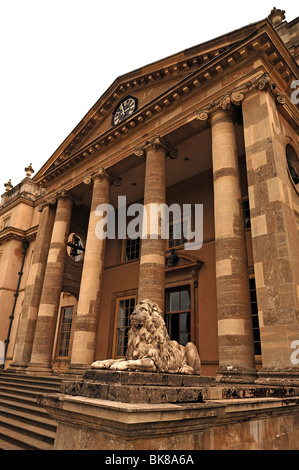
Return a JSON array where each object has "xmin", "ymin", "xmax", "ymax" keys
[
  {"xmin": 58, "ymin": 306, "xmax": 74, "ymax": 357},
  {"xmin": 242, "ymin": 200, "xmax": 251, "ymax": 228},
  {"xmin": 115, "ymin": 297, "xmax": 135, "ymax": 356},
  {"xmin": 166, "ymin": 312, "xmax": 190, "ymax": 346},
  {"xmin": 125, "ymin": 237, "xmax": 140, "ymax": 261},
  {"xmin": 180, "ymin": 290, "xmax": 190, "ymax": 310},
  {"xmin": 249, "ymin": 278, "xmax": 261, "ymax": 356},
  {"xmin": 169, "ymin": 291, "xmax": 179, "ymax": 311},
  {"xmin": 117, "ymin": 302, "xmax": 125, "ymax": 327}
]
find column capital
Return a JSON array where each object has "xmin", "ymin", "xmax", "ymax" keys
[
  {"xmin": 83, "ymin": 167, "xmax": 122, "ymax": 187},
  {"xmin": 37, "ymin": 190, "xmax": 82, "ymax": 212},
  {"xmin": 55, "ymin": 189, "xmax": 76, "ymax": 202},
  {"xmin": 134, "ymin": 135, "xmax": 177, "ymax": 159},
  {"xmin": 196, "ymin": 72, "xmax": 281, "ymax": 123},
  {"xmin": 37, "ymin": 198, "xmax": 56, "ymax": 212}
]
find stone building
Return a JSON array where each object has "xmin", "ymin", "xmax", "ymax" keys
[{"xmin": 1, "ymin": 8, "xmax": 298, "ymax": 388}]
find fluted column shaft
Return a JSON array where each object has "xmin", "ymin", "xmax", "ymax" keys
[
  {"xmin": 10, "ymin": 204, "xmax": 55, "ymax": 370},
  {"xmin": 138, "ymin": 137, "xmax": 167, "ymax": 311},
  {"xmin": 27, "ymin": 194, "xmax": 73, "ymax": 374},
  {"xmin": 69, "ymin": 171, "xmax": 110, "ymax": 371},
  {"xmin": 211, "ymin": 108, "xmax": 256, "ymax": 383}
]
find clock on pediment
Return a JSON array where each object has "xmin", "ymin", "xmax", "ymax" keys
[{"xmin": 112, "ymin": 96, "xmax": 138, "ymax": 126}]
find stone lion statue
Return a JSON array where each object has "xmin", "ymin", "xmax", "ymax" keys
[{"xmin": 91, "ymin": 299, "xmax": 201, "ymax": 375}]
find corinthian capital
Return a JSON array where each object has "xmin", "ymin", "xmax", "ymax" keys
[
  {"xmin": 84, "ymin": 167, "xmax": 122, "ymax": 186},
  {"xmin": 134, "ymin": 135, "xmax": 177, "ymax": 159},
  {"xmin": 196, "ymin": 73, "xmax": 274, "ymax": 122}
]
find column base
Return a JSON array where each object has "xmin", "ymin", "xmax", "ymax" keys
[
  {"xmin": 256, "ymin": 367, "xmax": 299, "ymax": 386},
  {"xmin": 66, "ymin": 363, "xmax": 89, "ymax": 378},
  {"xmin": 26, "ymin": 362, "xmax": 54, "ymax": 376},
  {"xmin": 216, "ymin": 365, "xmax": 257, "ymax": 384},
  {"xmin": 8, "ymin": 361, "xmax": 28, "ymax": 373}
]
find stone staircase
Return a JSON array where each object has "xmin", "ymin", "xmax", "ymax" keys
[{"xmin": 0, "ymin": 370, "xmax": 62, "ymax": 450}]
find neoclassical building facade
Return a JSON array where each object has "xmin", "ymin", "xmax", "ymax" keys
[{"xmin": 1, "ymin": 8, "xmax": 298, "ymax": 385}]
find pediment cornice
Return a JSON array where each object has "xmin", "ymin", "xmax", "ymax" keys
[{"xmin": 34, "ymin": 21, "xmax": 298, "ymax": 187}]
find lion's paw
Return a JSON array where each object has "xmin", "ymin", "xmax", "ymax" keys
[
  {"xmin": 110, "ymin": 361, "xmax": 129, "ymax": 371},
  {"xmin": 91, "ymin": 359, "xmax": 114, "ymax": 369}
]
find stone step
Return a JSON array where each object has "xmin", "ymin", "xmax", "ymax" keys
[
  {"xmin": 0, "ymin": 399, "xmax": 56, "ymax": 430},
  {"xmin": 0, "ymin": 378, "xmax": 61, "ymax": 394},
  {"xmin": 0, "ymin": 371, "xmax": 62, "ymax": 387},
  {"xmin": 0, "ymin": 411, "xmax": 56, "ymax": 441},
  {"xmin": 0, "ymin": 422, "xmax": 54, "ymax": 450},
  {"xmin": 0, "ymin": 370, "xmax": 59, "ymax": 450},
  {"xmin": 0, "ymin": 389, "xmax": 43, "ymax": 408},
  {"xmin": 0, "ymin": 436, "xmax": 25, "ymax": 450}
]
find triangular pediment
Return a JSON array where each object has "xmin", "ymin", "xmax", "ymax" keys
[{"xmin": 34, "ymin": 15, "xmax": 298, "ymax": 184}]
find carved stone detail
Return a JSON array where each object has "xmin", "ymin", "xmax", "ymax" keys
[
  {"xmin": 91, "ymin": 299, "xmax": 201, "ymax": 375},
  {"xmin": 135, "ymin": 135, "xmax": 178, "ymax": 159},
  {"xmin": 196, "ymin": 73, "xmax": 279, "ymax": 122},
  {"xmin": 84, "ymin": 167, "xmax": 122, "ymax": 187}
]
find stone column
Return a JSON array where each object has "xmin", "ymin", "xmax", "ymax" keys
[
  {"xmin": 136, "ymin": 136, "xmax": 167, "ymax": 311},
  {"xmin": 242, "ymin": 89, "xmax": 299, "ymax": 385},
  {"xmin": 69, "ymin": 169, "xmax": 111, "ymax": 374},
  {"xmin": 211, "ymin": 108, "xmax": 256, "ymax": 383},
  {"xmin": 27, "ymin": 191, "xmax": 74, "ymax": 374},
  {"xmin": 10, "ymin": 203, "xmax": 55, "ymax": 371}
]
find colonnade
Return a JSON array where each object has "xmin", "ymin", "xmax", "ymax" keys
[{"xmin": 10, "ymin": 85, "xmax": 298, "ymax": 384}]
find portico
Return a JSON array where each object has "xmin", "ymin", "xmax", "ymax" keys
[{"xmin": 1, "ymin": 9, "xmax": 298, "ymax": 387}]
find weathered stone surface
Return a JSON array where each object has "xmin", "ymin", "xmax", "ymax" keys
[
  {"xmin": 61, "ymin": 370, "xmax": 214, "ymax": 404},
  {"xmin": 38, "ymin": 391, "xmax": 299, "ymax": 450},
  {"xmin": 60, "ymin": 369, "xmax": 299, "ymax": 404}
]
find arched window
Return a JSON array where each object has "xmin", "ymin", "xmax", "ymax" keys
[{"xmin": 286, "ymin": 144, "xmax": 299, "ymax": 186}]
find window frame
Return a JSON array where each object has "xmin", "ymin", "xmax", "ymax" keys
[
  {"xmin": 2, "ymin": 214, "xmax": 11, "ymax": 230},
  {"xmin": 121, "ymin": 237, "xmax": 141, "ymax": 263},
  {"xmin": 249, "ymin": 276, "xmax": 261, "ymax": 357},
  {"xmin": 113, "ymin": 295, "xmax": 136, "ymax": 358},
  {"xmin": 164, "ymin": 285, "xmax": 192, "ymax": 346},
  {"xmin": 167, "ymin": 207, "xmax": 194, "ymax": 251},
  {"xmin": 285, "ymin": 142, "xmax": 299, "ymax": 193},
  {"xmin": 56, "ymin": 305, "xmax": 74, "ymax": 358}
]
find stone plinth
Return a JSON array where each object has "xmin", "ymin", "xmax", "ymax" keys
[
  {"xmin": 39, "ymin": 390, "xmax": 299, "ymax": 450},
  {"xmin": 38, "ymin": 370, "xmax": 299, "ymax": 449},
  {"xmin": 61, "ymin": 370, "xmax": 215, "ymax": 404}
]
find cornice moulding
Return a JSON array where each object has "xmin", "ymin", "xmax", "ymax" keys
[{"xmin": 0, "ymin": 225, "xmax": 38, "ymax": 246}]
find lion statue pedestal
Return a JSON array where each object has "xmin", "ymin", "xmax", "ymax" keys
[
  {"xmin": 92, "ymin": 299, "xmax": 201, "ymax": 376},
  {"xmin": 61, "ymin": 300, "xmax": 206, "ymax": 404}
]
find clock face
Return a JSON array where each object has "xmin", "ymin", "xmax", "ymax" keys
[{"xmin": 112, "ymin": 96, "xmax": 137, "ymax": 126}]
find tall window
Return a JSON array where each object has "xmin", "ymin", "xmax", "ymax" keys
[
  {"xmin": 165, "ymin": 287, "xmax": 191, "ymax": 346},
  {"xmin": 123, "ymin": 237, "xmax": 140, "ymax": 262},
  {"xmin": 168, "ymin": 217, "xmax": 188, "ymax": 249},
  {"xmin": 115, "ymin": 297, "xmax": 136, "ymax": 357},
  {"xmin": 2, "ymin": 216, "xmax": 10, "ymax": 230},
  {"xmin": 249, "ymin": 277, "xmax": 261, "ymax": 356},
  {"xmin": 286, "ymin": 144, "xmax": 299, "ymax": 186},
  {"xmin": 58, "ymin": 306, "xmax": 74, "ymax": 357},
  {"xmin": 242, "ymin": 198, "xmax": 251, "ymax": 229}
]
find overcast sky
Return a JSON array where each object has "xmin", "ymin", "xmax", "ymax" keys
[{"xmin": 1, "ymin": 1, "xmax": 298, "ymax": 192}]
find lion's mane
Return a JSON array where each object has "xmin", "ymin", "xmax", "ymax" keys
[{"xmin": 125, "ymin": 299, "xmax": 184, "ymax": 373}]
